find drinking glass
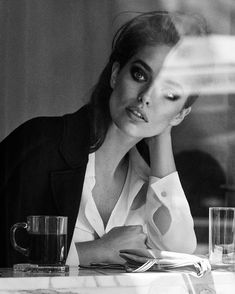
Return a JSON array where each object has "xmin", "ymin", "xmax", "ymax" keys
[{"xmin": 209, "ymin": 207, "xmax": 235, "ymax": 270}]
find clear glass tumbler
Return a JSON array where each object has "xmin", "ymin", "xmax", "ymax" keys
[{"xmin": 209, "ymin": 207, "xmax": 235, "ymax": 270}]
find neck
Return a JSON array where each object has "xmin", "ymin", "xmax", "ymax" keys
[{"xmin": 95, "ymin": 123, "xmax": 141, "ymax": 176}]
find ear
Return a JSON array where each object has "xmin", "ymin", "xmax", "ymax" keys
[
  {"xmin": 110, "ymin": 62, "xmax": 120, "ymax": 89},
  {"xmin": 170, "ymin": 107, "xmax": 191, "ymax": 126}
]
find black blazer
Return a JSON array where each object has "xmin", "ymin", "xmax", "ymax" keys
[{"xmin": 0, "ymin": 105, "xmax": 91, "ymax": 267}]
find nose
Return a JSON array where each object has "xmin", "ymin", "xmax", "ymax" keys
[
  {"xmin": 137, "ymin": 94, "xmax": 150, "ymax": 106},
  {"xmin": 137, "ymin": 83, "xmax": 154, "ymax": 107}
]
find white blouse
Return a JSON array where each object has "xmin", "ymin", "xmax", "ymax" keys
[{"xmin": 66, "ymin": 147, "xmax": 196, "ymax": 266}]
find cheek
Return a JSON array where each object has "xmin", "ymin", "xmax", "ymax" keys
[
  {"xmin": 110, "ymin": 80, "xmax": 137, "ymax": 112},
  {"xmin": 110, "ymin": 84, "xmax": 125, "ymax": 107},
  {"xmin": 109, "ymin": 92, "xmax": 118, "ymax": 121},
  {"xmin": 109, "ymin": 88, "xmax": 126, "ymax": 123},
  {"xmin": 151, "ymin": 102, "xmax": 177, "ymax": 121},
  {"xmin": 115, "ymin": 71, "xmax": 139, "ymax": 99},
  {"xmin": 149, "ymin": 106, "xmax": 181, "ymax": 132}
]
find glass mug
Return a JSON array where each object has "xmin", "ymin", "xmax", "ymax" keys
[{"xmin": 11, "ymin": 215, "xmax": 68, "ymax": 266}]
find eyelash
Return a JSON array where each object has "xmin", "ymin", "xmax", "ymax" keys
[
  {"xmin": 130, "ymin": 66, "xmax": 148, "ymax": 82},
  {"xmin": 165, "ymin": 93, "xmax": 180, "ymax": 101},
  {"xmin": 164, "ymin": 92, "xmax": 181, "ymax": 101}
]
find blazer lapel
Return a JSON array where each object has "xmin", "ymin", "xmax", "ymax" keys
[
  {"xmin": 51, "ymin": 167, "xmax": 87, "ymax": 216},
  {"xmin": 60, "ymin": 105, "xmax": 91, "ymax": 168},
  {"xmin": 51, "ymin": 105, "xmax": 91, "ymax": 245}
]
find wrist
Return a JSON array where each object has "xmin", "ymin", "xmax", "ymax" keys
[
  {"xmin": 76, "ymin": 239, "xmax": 109, "ymax": 265},
  {"xmin": 149, "ymin": 133, "xmax": 176, "ymax": 178}
]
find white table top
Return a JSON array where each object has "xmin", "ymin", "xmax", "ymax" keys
[{"xmin": 0, "ymin": 267, "xmax": 235, "ymax": 294}]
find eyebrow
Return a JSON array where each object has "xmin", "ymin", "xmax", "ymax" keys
[
  {"xmin": 131, "ymin": 59, "xmax": 153, "ymax": 73},
  {"xmin": 162, "ymin": 79, "xmax": 183, "ymax": 91}
]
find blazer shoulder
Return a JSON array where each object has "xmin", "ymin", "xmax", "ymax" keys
[
  {"xmin": 7, "ymin": 104, "xmax": 90, "ymax": 148},
  {"xmin": 0, "ymin": 105, "xmax": 90, "ymax": 177},
  {"xmin": 1, "ymin": 116, "xmax": 64, "ymax": 159}
]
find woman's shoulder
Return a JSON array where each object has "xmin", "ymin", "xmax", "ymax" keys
[
  {"xmin": 0, "ymin": 104, "xmax": 91, "ymax": 162},
  {"xmin": 1, "ymin": 104, "xmax": 90, "ymax": 147},
  {"xmin": 2, "ymin": 114, "xmax": 64, "ymax": 149}
]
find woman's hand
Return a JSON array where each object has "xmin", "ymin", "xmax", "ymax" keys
[
  {"xmin": 75, "ymin": 225, "xmax": 148, "ymax": 265},
  {"xmin": 145, "ymin": 125, "xmax": 176, "ymax": 178}
]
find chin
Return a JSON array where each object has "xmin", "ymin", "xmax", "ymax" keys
[{"xmin": 115, "ymin": 120, "xmax": 146, "ymax": 139}]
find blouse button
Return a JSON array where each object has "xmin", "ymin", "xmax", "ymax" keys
[{"xmin": 161, "ymin": 191, "xmax": 167, "ymax": 197}]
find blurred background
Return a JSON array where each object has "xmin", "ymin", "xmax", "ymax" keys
[{"xmin": 1, "ymin": 0, "xmax": 235, "ymax": 251}]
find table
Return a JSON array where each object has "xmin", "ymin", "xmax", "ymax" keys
[{"xmin": 0, "ymin": 267, "xmax": 235, "ymax": 294}]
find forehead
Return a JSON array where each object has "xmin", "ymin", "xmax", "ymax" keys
[
  {"xmin": 130, "ymin": 45, "xmax": 173, "ymax": 75},
  {"xmin": 157, "ymin": 38, "xmax": 214, "ymax": 95}
]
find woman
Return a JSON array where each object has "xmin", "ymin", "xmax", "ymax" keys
[{"xmin": 0, "ymin": 11, "xmax": 207, "ymax": 267}]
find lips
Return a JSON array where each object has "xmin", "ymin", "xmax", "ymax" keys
[{"xmin": 126, "ymin": 106, "xmax": 149, "ymax": 123}]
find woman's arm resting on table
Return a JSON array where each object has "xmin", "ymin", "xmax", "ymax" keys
[
  {"xmin": 75, "ymin": 225, "xmax": 148, "ymax": 265},
  {"xmin": 146, "ymin": 174, "xmax": 197, "ymax": 253}
]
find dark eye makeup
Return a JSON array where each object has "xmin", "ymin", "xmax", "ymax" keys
[{"xmin": 130, "ymin": 65, "xmax": 148, "ymax": 82}]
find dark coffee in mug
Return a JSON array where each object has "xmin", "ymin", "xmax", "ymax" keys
[
  {"xmin": 29, "ymin": 233, "xmax": 67, "ymax": 265},
  {"xmin": 11, "ymin": 216, "xmax": 68, "ymax": 266}
]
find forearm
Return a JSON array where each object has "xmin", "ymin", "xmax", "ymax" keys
[
  {"xmin": 148, "ymin": 132, "xmax": 176, "ymax": 178},
  {"xmin": 157, "ymin": 209, "xmax": 197, "ymax": 253},
  {"xmin": 146, "ymin": 174, "xmax": 197, "ymax": 254}
]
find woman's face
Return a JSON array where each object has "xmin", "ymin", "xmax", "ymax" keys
[{"xmin": 109, "ymin": 45, "xmax": 191, "ymax": 139}]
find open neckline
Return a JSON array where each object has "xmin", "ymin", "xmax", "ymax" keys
[{"xmin": 82, "ymin": 150, "xmax": 147, "ymax": 236}]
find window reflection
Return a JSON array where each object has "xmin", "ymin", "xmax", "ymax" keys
[{"xmin": 158, "ymin": 1, "xmax": 235, "ymax": 253}]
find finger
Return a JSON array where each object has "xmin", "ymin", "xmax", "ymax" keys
[
  {"xmin": 123, "ymin": 225, "xmax": 143, "ymax": 232},
  {"xmin": 132, "ymin": 225, "xmax": 144, "ymax": 232}
]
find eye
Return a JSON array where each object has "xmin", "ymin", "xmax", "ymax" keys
[
  {"xmin": 130, "ymin": 66, "xmax": 148, "ymax": 82},
  {"xmin": 165, "ymin": 92, "xmax": 180, "ymax": 101}
]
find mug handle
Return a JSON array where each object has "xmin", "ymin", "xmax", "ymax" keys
[{"xmin": 10, "ymin": 222, "xmax": 29, "ymax": 256}]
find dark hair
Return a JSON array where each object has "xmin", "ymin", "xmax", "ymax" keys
[{"xmin": 88, "ymin": 11, "xmax": 208, "ymax": 152}]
